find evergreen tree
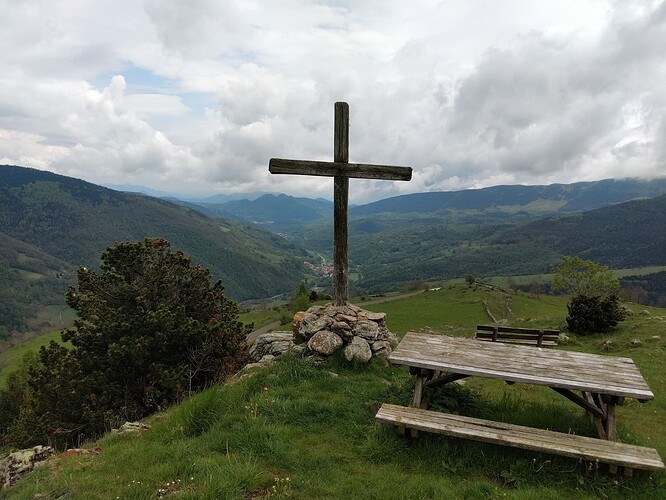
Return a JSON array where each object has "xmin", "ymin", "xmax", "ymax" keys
[
  {"xmin": 292, "ymin": 281, "xmax": 310, "ymax": 313},
  {"xmin": 553, "ymin": 256, "xmax": 624, "ymax": 334},
  {"xmin": 27, "ymin": 238, "xmax": 249, "ymax": 447}
]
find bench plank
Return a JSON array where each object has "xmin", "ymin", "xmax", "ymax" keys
[
  {"xmin": 376, "ymin": 403, "xmax": 665, "ymax": 472},
  {"xmin": 476, "ymin": 325, "xmax": 559, "ymax": 347}
]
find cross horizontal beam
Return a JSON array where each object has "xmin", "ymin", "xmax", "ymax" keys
[{"xmin": 269, "ymin": 158, "xmax": 412, "ymax": 181}]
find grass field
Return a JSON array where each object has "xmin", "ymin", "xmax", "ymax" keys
[
  {"xmin": 468, "ymin": 266, "xmax": 666, "ymax": 289},
  {"xmin": 0, "ymin": 330, "xmax": 68, "ymax": 388},
  {"xmin": 7, "ymin": 284, "xmax": 666, "ymax": 499}
]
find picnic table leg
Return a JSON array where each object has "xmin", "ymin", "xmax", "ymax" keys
[
  {"xmin": 409, "ymin": 367, "xmax": 436, "ymax": 409},
  {"xmin": 411, "ymin": 372, "xmax": 425, "ymax": 409},
  {"xmin": 582, "ymin": 391, "xmax": 607, "ymax": 440},
  {"xmin": 405, "ymin": 368, "xmax": 435, "ymax": 439},
  {"xmin": 604, "ymin": 396, "xmax": 619, "ymax": 442}
]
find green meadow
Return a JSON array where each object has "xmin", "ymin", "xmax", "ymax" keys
[{"xmin": 6, "ymin": 284, "xmax": 666, "ymax": 499}]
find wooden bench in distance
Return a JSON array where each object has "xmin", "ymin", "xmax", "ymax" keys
[
  {"xmin": 375, "ymin": 403, "xmax": 665, "ymax": 473},
  {"xmin": 476, "ymin": 324, "xmax": 559, "ymax": 347}
]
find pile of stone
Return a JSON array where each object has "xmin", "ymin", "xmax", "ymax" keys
[{"xmin": 248, "ymin": 304, "xmax": 396, "ymax": 366}]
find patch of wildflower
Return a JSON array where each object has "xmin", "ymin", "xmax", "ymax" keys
[
  {"xmin": 267, "ymin": 476, "xmax": 291, "ymax": 497},
  {"xmin": 245, "ymin": 402, "xmax": 259, "ymax": 418},
  {"xmin": 156, "ymin": 477, "xmax": 195, "ymax": 498}
]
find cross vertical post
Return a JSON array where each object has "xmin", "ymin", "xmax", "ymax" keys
[{"xmin": 333, "ymin": 102, "xmax": 349, "ymax": 306}]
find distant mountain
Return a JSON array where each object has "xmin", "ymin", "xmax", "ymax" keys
[
  {"xmin": 104, "ymin": 184, "xmax": 271, "ymax": 204},
  {"xmin": 351, "ymin": 178, "xmax": 666, "ymax": 217},
  {"xmin": 193, "ymin": 194, "xmax": 333, "ymax": 230},
  {"xmin": 104, "ymin": 183, "xmax": 187, "ymax": 199},
  {"xmin": 0, "ymin": 165, "xmax": 309, "ymax": 332},
  {"xmin": 200, "ymin": 192, "xmax": 272, "ymax": 203},
  {"xmin": 6, "ymin": 164, "xmax": 665, "ymax": 331}
]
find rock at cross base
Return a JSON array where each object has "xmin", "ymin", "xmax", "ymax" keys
[
  {"xmin": 353, "ymin": 319, "xmax": 380, "ymax": 340},
  {"xmin": 295, "ymin": 313, "xmax": 334, "ymax": 342},
  {"xmin": 307, "ymin": 330, "xmax": 344, "ymax": 355},
  {"xmin": 344, "ymin": 336, "xmax": 372, "ymax": 363},
  {"xmin": 292, "ymin": 311, "xmax": 307, "ymax": 333}
]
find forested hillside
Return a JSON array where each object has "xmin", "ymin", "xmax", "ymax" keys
[
  {"xmin": 293, "ymin": 193, "xmax": 666, "ymax": 294},
  {"xmin": 498, "ymin": 195, "xmax": 666, "ymax": 268},
  {"xmin": 195, "ymin": 193, "xmax": 332, "ymax": 230},
  {"xmin": 0, "ymin": 165, "xmax": 308, "ymax": 333},
  {"xmin": 0, "ymin": 232, "xmax": 71, "ymax": 335}
]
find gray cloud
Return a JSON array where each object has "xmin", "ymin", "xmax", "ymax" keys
[{"xmin": 0, "ymin": 1, "xmax": 664, "ymax": 201}]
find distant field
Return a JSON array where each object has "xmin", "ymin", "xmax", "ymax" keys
[
  {"xmin": 24, "ymin": 305, "xmax": 76, "ymax": 333},
  {"xmin": 364, "ymin": 285, "xmax": 569, "ymax": 334},
  {"xmin": 471, "ymin": 266, "xmax": 666, "ymax": 289},
  {"xmin": 614, "ymin": 266, "xmax": 666, "ymax": 277},
  {"xmin": 15, "ymin": 269, "xmax": 46, "ymax": 281},
  {"xmin": 0, "ymin": 330, "xmax": 67, "ymax": 387}
]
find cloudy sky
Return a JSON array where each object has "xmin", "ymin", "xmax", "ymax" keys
[{"xmin": 1, "ymin": 0, "xmax": 665, "ymax": 203}]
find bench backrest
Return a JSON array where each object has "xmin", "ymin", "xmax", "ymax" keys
[{"xmin": 475, "ymin": 324, "xmax": 559, "ymax": 347}]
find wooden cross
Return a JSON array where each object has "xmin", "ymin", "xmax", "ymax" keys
[{"xmin": 269, "ymin": 102, "xmax": 412, "ymax": 306}]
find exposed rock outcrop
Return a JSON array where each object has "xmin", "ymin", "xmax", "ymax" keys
[{"xmin": 0, "ymin": 445, "xmax": 54, "ymax": 489}]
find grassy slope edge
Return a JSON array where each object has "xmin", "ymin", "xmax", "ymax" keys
[{"xmin": 7, "ymin": 285, "xmax": 666, "ymax": 499}]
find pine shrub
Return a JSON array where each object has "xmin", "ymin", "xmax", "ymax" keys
[{"xmin": 566, "ymin": 294, "xmax": 624, "ymax": 335}]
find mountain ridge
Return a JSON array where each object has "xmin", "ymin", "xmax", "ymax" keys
[
  {"xmin": 0, "ymin": 165, "xmax": 308, "ymax": 334},
  {"xmin": 351, "ymin": 178, "xmax": 666, "ymax": 216}
]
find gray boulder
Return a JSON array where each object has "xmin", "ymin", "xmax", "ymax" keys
[
  {"xmin": 307, "ymin": 331, "xmax": 343, "ymax": 355},
  {"xmin": 249, "ymin": 332, "xmax": 294, "ymax": 362},
  {"xmin": 344, "ymin": 336, "xmax": 372, "ymax": 363},
  {"xmin": 353, "ymin": 320, "xmax": 380, "ymax": 340}
]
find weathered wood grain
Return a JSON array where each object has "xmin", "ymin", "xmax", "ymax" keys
[
  {"xmin": 376, "ymin": 403, "xmax": 665, "ymax": 471},
  {"xmin": 269, "ymin": 159, "xmax": 413, "ymax": 180},
  {"xmin": 390, "ymin": 332, "xmax": 654, "ymax": 400},
  {"xmin": 333, "ymin": 102, "xmax": 349, "ymax": 306},
  {"xmin": 476, "ymin": 324, "xmax": 559, "ymax": 347}
]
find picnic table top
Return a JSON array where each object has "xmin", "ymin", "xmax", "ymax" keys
[{"xmin": 390, "ymin": 332, "xmax": 654, "ymax": 401}]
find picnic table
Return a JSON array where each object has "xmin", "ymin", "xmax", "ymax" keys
[{"xmin": 376, "ymin": 332, "xmax": 665, "ymax": 473}]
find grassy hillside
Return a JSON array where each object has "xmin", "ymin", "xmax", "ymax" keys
[
  {"xmin": 506, "ymin": 195, "xmax": 666, "ymax": 268},
  {"xmin": 0, "ymin": 165, "xmax": 311, "ymax": 332},
  {"xmin": 8, "ymin": 285, "xmax": 666, "ymax": 499},
  {"xmin": 0, "ymin": 330, "xmax": 68, "ymax": 387},
  {"xmin": 292, "ymin": 194, "xmax": 666, "ymax": 295}
]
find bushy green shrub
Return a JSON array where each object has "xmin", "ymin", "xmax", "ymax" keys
[
  {"xmin": 291, "ymin": 281, "xmax": 310, "ymax": 314},
  {"xmin": 4, "ymin": 238, "xmax": 250, "ymax": 449},
  {"xmin": 566, "ymin": 294, "xmax": 624, "ymax": 335}
]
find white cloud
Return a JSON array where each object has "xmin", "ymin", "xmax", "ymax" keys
[{"xmin": 0, "ymin": 0, "xmax": 665, "ymax": 202}]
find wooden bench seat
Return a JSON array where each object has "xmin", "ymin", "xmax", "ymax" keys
[
  {"xmin": 375, "ymin": 403, "xmax": 665, "ymax": 472},
  {"xmin": 476, "ymin": 324, "xmax": 559, "ymax": 347}
]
